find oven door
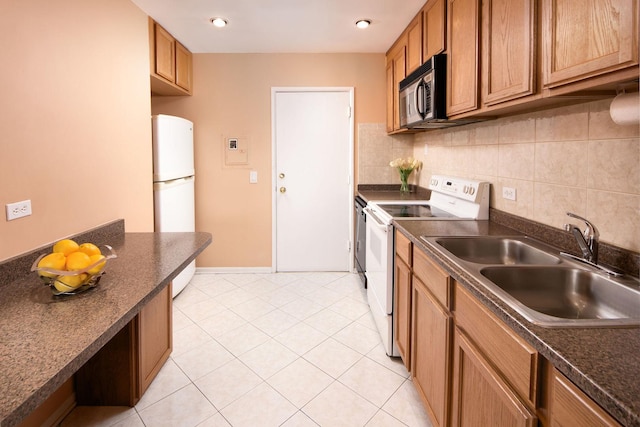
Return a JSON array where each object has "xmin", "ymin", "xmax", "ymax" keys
[{"xmin": 364, "ymin": 206, "xmax": 397, "ymax": 356}]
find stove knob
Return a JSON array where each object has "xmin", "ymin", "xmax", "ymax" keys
[
  {"xmin": 469, "ymin": 187, "xmax": 476, "ymax": 195},
  {"xmin": 463, "ymin": 185, "xmax": 469, "ymax": 194}
]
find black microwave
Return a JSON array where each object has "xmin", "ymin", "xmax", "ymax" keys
[{"xmin": 399, "ymin": 54, "xmax": 480, "ymax": 129}]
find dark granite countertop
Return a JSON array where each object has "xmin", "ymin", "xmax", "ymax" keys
[
  {"xmin": 358, "ymin": 188, "xmax": 640, "ymax": 426},
  {"xmin": 0, "ymin": 220, "xmax": 212, "ymax": 427}
]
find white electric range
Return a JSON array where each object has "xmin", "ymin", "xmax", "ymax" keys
[{"xmin": 363, "ymin": 175, "xmax": 490, "ymax": 356}]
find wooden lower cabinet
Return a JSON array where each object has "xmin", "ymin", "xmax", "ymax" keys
[
  {"xmin": 394, "ymin": 254, "xmax": 412, "ymax": 367},
  {"xmin": 451, "ymin": 328, "xmax": 538, "ymax": 427},
  {"xmin": 411, "ymin": 275, "xmax": 452, "ymax": 427},
  {"xmin": 75, "ymin": 284, "xmax": 172, "ymax": 405}
]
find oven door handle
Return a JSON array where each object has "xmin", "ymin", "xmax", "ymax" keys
[{"xmin": 363, "ymin": 207, "xmax": 388, "ymax": 230}]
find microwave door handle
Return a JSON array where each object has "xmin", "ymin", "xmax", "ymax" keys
[{"xmin": 416, "ymin": 80, "xmax": 426, "ymax": 118}]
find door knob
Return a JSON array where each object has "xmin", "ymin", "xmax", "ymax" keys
[
  {"xmin": 279, "ymin": 187, "xmax": 287, "ymax": 193},
  {"xmin": 279, "ymin": 173, "xmax": 285, "ymax": 179}
]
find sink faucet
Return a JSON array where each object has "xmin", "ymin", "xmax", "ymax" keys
[{"xmin": 564, "ymin": 212, "xmax": 599, "ymax": 264}]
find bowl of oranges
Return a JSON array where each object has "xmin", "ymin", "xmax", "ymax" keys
[{"xmin": 31, "ymin": 239, "xmax": 117, "ymax": 296}]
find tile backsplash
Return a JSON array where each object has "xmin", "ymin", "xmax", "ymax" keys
[{"xmin": 358, "ymin": 98, "xmax": 640, "ymax": 252}]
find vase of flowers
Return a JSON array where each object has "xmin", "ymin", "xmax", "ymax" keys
[{"xmin": 390, "ymin": 157, "xmax": 422, "ymax": 193}]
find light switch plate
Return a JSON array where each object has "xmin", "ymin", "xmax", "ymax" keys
[{"xmin": 250, "ymin": 170, "xmax": 258, "ymax": 183}]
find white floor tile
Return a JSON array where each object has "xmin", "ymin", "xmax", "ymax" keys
[
  {"xmin": 280, "ymin": 411, "xmax": 319, "ymax": 427},
  {"xmin": 338, "ymin": 357, "xmax": 406, "ymax": 407},
  {"xmin": 229, "ymin": 297, "xmax": 276, "ymax": 321},
  {"xmin": 138, "ymin": 383, "xmax": 218, "ymax": 427},
  {"xmin": 303, "ymin": 307, "xmax": 353, "ymax": 335},
  {"xmin": 194, "ymin": 359, "xmax": 263, "ymax": 409},
  {"xmin": 220, "ymin": 382, "xmax": 297, "ymax": 427},
  {"xmin": 61, "ymin": 272, "xmax": 430, "ymax": 427},
  {"xmin": 279, "ymin": 297, "xmax": 324, "ymax": 320},
  {"xmin": 251, "ymin": 309, "xmax": 300, "ymax": 337},
  {"xmin": 238, "ymin": 338, "xmax": 298, "ymax": 379},
  {"xmin": 267, "ymin": 358, "xmax": 333, "ymax": 408},
  {"xmin": 303, "ymin": 381, "xmax": 378, "ymax": 427},
  {"xmin": 172, "ymin": 323, "xmax": 214, "ymax": 357},
  {"xmin": 60, "ymin": 406, "xmax": 140, "ymax": 427},
  {"xmin": 215, "ymin": 322, "xmax": 270, "ymax": 356},
  {"xmin": 198, "ymin": 309, "xmax": 247, "ymax": 338},
  {"xmin": 303, "ymin": 338, "xmax": 362, "ymax": 378},
  {"xmin": 172, "ymin": 339, "xmax": 235, "ymax": 381},
  {"xmin": 275, "ymin": 322, "xmax": 328, "ymax": 355},
  {"xmin": 382, "ymin": 379, "xmax": 432, "ymax": 427},
  {"xmin": 135, "ymin": 359, "xmax": 191, "ymax": 410},
  {"xmin": 365, "ymin": 410, "xmax": 408, "ymax": 427}
]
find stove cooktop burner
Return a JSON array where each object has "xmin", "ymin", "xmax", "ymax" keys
[{"xmin": 378, "ymin": 204, "xmax": 457, "ymax": 219}]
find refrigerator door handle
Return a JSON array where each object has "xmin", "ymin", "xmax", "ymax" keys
[{"xmin": 154, "ymin": 175, "xmax": 195, "ymax": 189}]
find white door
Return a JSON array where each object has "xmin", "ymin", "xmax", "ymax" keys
[{"xmin": 272, "ymin": 88, "xmax": 354, "ymax": 272}]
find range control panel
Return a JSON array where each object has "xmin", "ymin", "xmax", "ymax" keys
[{"xmin": 428, "ymin": 175, "xmax": 490, "ymax": 203}]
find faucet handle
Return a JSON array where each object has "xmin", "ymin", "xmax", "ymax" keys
[{"xmin": 566, "ymin": 212, "xmax": 600, "ymax": 240}]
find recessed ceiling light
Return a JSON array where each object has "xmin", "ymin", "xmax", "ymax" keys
[
  {"xmin": 210, "ymin": 17, "xmax": 228, "ymax": 28},
  {"xmin": 355, "ymin": 20, "xmax": 371, "ymax": 29}
]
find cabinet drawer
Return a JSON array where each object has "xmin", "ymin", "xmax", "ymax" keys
[
  {"xmin": 395, "ymin": 230, "xmax": 412, "ymax": 266},
  {"xmin": 454, "ymin": 283, "xmax": 538, "ymax": 406},
  {"xmin": 413, "ymin": 248, "xmax": 450, "ymax": 309}
]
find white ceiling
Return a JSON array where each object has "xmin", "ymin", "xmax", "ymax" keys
[{"xmin": 130, "ymin": 0, "xmax": 426, "ymax": 53}]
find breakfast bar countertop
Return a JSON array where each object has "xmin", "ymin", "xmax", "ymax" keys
[{"xmin": 0, "ymin": 220, "xmax": 212, "ymax": 427}]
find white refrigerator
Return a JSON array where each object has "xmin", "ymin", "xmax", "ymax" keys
[{"xmin": 152, "ymin": 114, "xmax": 196, "ymax": 298}]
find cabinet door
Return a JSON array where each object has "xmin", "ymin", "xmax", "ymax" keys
[
  {"xmin": 386, "ymin": 60, "xmax": 395, "ymax": 133},
  {"xmin": 550, "ymin": 369, "xmax": 622, "ymax": 427},
  {"xmin": 175, "ymin": 42, "xmax": 193, "ymax": 92},
  {"xmin": 482, "ymin": 0, "xmax": 536, "ymax": 105},
  {"xmin": 451, "ymin": 329, "xmax": 537, "ymax": 427},
  {"xmin": 394, "ymin": 255, "xmax": 412, "ymax": 368},
  {"xmin": 138, "ymin": 284, "xmax": 173, "ymax": 395},
  {"xmin": 542, "ymin": 0, "xmax": 639, "ymax": 88},
  {"xmin": 154, "ymin": 24, "xmax": 176, "ymax": 82},
  {"xmin": 407, "ymin": 14, "xmax": 424, "ymax": 74},
  {"xmin": 392, "ymin": 46, "xmax": 407, "ymax": 131},
  {"xmin": 423, "ymin": 0, "xmax": 446, "ymax": 60},
  {"xmin": 412, "ymin": 276, "xmax": 451, "ymax": 427},
  {"xmin": 447, "ymin": 0, "xmax": 480, "ymax": 116}
]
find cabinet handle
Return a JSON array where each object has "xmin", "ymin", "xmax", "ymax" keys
[{"xmin": 279, "ymin": 187, "xmax": 287, "ymax": 193}]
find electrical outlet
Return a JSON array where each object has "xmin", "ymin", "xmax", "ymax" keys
[
  {"xmin": 6, "ymin": 199, "xmax": 32, "ymax": 221},
  {"xmin": 502, "ymin": 187, "xmax": 517, "ymax": 201}
]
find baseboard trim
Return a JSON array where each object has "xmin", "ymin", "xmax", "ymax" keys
[{"xmin": 195, "ymin": 267, "xmax": 274, "ymax": 274}]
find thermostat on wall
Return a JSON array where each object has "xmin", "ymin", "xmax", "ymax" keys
[{"xmin": 224, "ymin": 136, "xmax": 249, "ymax": 165}]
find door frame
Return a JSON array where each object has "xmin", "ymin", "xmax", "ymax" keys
[{"xmin": 271, "ymin": 87, "xmax": 355, "ymax": 272}]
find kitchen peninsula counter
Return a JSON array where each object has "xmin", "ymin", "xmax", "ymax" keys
[
  {"xmin": 394, "ymin": 218, "xmax": 640, "ymax": 427},
  {"xmin": 0, "ymin": 220, "xmax": 211, "ymax": 427}
]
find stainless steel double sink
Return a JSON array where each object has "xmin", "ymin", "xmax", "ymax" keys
[{"xmin": 420, "ymin": 235, "xmax": 640, "ymax": 328}]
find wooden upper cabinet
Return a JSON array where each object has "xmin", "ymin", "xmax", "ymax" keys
[
  {"xmin": 447, "ymin": 0, "xmax": 481, "ymax": 116},
  {"xmin": 406, "ymin": 13, "xmax": 424, "ymax": 74},
  {"xmin": 154, "ymin": 24, "xmax": 176, "ymax": 82},
  {"xmin": 386, "ymin": 39, "xmax": 407, "ymax": 132},
  {"xmin": 149, "ymin": 18, "xmax": 193, "ymax": 96},
  {"xmin": 482, "ymin": 0, "xmax": 536, "ymax": 105},
  {"xmin": 175, "ymin": 41, "xmax": 193, "ymax": 91},
  {"xmin": 542, "ymin": 0, "xmax": 639, "ymax": 89},
  {"xmin": 423, "ymin": 0, "xmax": 446, "ymax": 60}
]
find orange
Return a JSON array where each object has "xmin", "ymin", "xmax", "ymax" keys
[
  {"xmin": 65, "ymin": 252, "xmax": 91, "ymax": 271},
  {"xmin": 87, "ymin": 254, "xmax": 106, "ymax": 275},
  {"xmin": 37, "ymin": 252, "xmax": 66, "ymax": 278},
  {"xmin": 52, "ymin": 239, "xmax": 79, "ymax": 256},
  {"xmin": 78, "ymin": 242, "xmax": 101, "ymax": 257}
]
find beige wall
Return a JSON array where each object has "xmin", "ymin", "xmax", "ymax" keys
[
  {"xmin": 152, "ymin": 53, "xmax": 386, "ymax": 268},
  {"xmin": 409, "ymin": 99, "xmax": 640, "ymax": 252},
  {"xmin": 0, "ymin": 0, "xmax": 153, "ymax": 261}
]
